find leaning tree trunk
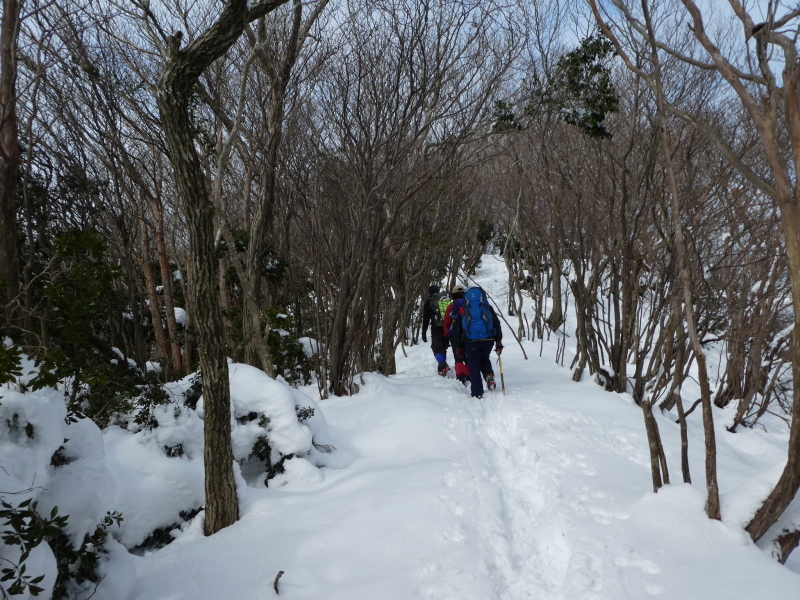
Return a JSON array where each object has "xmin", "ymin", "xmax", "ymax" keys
[
  {"xmin": 642, "ymin": 399, "xmax": 669, "ymax": 492},
  {"xmin": 739, "ymin": 19, "xmax": 800, "ymax": 539},
  {"xmin": 669, "ymin": 0, "xmax": 800, "ymax": 541},
  {"xmin": 154, "ymin": 0, "xmax": 292, "ymax": 535},
  {"xmin": 746, "ymin": 200, "xmax": 800, "ymax": 541},
  {"xmin": 154, "ymin": 0, "xmax": 287, "ymax": 535},
  {"xmin": 546, "ymin": 247, "xmax": 564, "ymax": 332}
]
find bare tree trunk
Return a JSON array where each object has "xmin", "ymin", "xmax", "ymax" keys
[
  {"xmin": 149, "ymin": 190, "xmax": 183, "ymax": 373},
  {"xmin": 642, "ymin": 399, "xmax": 664, "ymax": 492},
  {"xmin": 125, "ymin": 261, "xmax": 147, "ymax": 370},
  {"xmin": 243, "ymin": 1, "xmax": 309, "ymax": 376},
  {"xmin": 654, "ymin": 411, "xmax": 669, "ymax": 486},
  {"xmin": 546, "ymin": 250, "xmax": 564, "ymax": 331},
  {"xmin": 618, "ymin": 249, "xmax": 636, "ymax": 395},
  {"xmin": 670, "ymin": 300, "xmax": 691, "ymax": 484},
  {"xmin": 141, "ymin": 220, "xmax": 171, "ymax": 373},
  {"xmin": 157, "ymin": 16, "xmax": 246, "ymax": 537},
  {"xmin": 0, "ymin": 0, "xmax": 20, "ymax": 320},
  {"xmin": 592, "ymin": 0, "xmax": 800, "ymax": 537},
  {"xmin": 747, "ymin": 203, "xmax": 800, "ymax": 540},
  {"xmin": 639, "ymin": 0, "xmax": 719, "ymax": 519},
  {"xmin": 776, "ymin": 530, "xmax": 800, "ymax": 565},
  {"xmin": 177, "ymin": 256, "xmax": 194, "ymax": 375}
]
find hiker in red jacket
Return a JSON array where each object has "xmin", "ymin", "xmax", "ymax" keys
[{"xmin": 443, "ymin": 285, "xmax": 470, "ymax": 385}]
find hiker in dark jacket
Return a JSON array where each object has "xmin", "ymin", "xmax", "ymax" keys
[
  {"xmin": 422, "ymin": 284, "xmax": 450, "ymax": 376},
  {"xmin": 451, "ymin": 286, "xmax": 503, "ymax": 398},
  {"xmin": 443, "ymin": 284, "xmax": 470, "ymax": 385}
]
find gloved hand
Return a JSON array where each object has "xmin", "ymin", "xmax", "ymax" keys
[
  {"xmin": 422, "ymin": 331, "xmax": 427, "ymax": 343},
  {"xmin": 495, "ymin": 343, "xmax": 504, "ymax": 355}
]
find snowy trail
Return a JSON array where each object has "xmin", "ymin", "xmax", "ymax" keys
[
  {"xmin": 391, "ymin": 336, "xmax": 798, "ymax": 600},
  {"xmin": 129, "ymin": 258, "xmax": 800, "ymax": 600},
  {"xmin": 392, "ymin": 349, "xmax": 657, "ymax": 600}
]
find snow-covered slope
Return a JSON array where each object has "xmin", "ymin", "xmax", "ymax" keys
[{"xmin": 128, "ymin": 256, "xmax": 800, "ymax": 600}]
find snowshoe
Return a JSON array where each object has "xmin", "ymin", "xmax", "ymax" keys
[{"xmin": 486, "ymin": 374, "xmax": 496, "ymax": 391}]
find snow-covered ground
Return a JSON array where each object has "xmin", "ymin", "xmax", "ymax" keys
[
  {"xmin": 4, "ymin": 255, "xmax": 797, "ymax": 598},
  {"xmin": 127, "ymin": 256, "xmax": 800, "ymax": 600}
]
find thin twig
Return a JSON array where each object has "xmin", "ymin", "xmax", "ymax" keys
[{"xmin": 86, "ymin": 575, "xmax": 106, "ymax": 600}]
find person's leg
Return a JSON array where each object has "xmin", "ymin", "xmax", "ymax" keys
[
  {"xmin": 431, "ymin": 329, "xmax": 449, "ymax": 374},
  {"xmin": 478, "ymin": 340, "xmax": 496, "ymax": 390},
  {"xmin": 454, "ymin": 360, "xmax": 470, "ymax": 384},
  {"xmin": 465, "ymin": 342, "xmax": 484, "ymax": 397},
  {"xmin": 478, "ymin": 340, "xmax": 494, "ymax": 378}
]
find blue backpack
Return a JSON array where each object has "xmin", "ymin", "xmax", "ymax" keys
[{"xmin": 462, "ymin": 287, "xmax": 496, "ymax": 340}]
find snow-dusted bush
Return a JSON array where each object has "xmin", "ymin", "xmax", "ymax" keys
[
  {"xmin": 2, "ymin": 341, "xmax": 338, "ymax": 595},
  {"xmin": 0, "ymin": 387, "xmax": 65, "ymax": 599},
  {"xmin": 224, "ymin": 363, "xmax": 336, "ymax": 481},
  {"xmin": 106, "ymin": 362, "xmax": 338, "ymax": 551},
  {"xmin": 0, "ymin": 386, "xmax": 134, "ymax": 600}
]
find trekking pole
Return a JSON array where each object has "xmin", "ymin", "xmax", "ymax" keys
[{"xmin": 497, "ymin": 355, "xmax": 506, "ymax": 394}]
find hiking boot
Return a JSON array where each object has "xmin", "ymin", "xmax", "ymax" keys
[
  {"xmin": 438, "ymin": 363, "xmax": 451, "ymax": 377},
  {"xmin": 486, "ymin": 374, "xmax": 496, "ymax": 391},
  {"xmin": 457, "ymin": 374, "xmax": 469, "ymax": 385},
  {"xmin": 471, "ymin": 394, "xmax": 483, "ymax": 399}
]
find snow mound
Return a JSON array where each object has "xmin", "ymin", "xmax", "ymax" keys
[
  {"xmin": 216, "ymin": 362, "xmax": 313, "ymax": 459},
  {"xmin": 104, "ymin": 426, "xmax": 205, "ymax": 549},
  {"xmin": 37, "ymin": 417, "xmax": 116, "ymax": 547},
  {"xmin": 0, "ymin": 387, "xmax": 66, "ymax": 499}
]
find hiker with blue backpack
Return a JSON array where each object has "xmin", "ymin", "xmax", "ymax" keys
[
  {"xmin": 421, "ymin": 284, "xmax": 452, "ymax": 376},
  {"xmin": 450, "ymin": 286, "xmax": 503, "ymax": 399}
]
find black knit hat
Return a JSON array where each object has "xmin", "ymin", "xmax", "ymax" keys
[{"xmin": 429, "ymin": 284, "xmax": 440, "ymax": 294}]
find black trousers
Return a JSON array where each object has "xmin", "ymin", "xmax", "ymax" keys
[
  {"xmin": 465, "ymin": 340, "xmax": 494, "ymax": 397},
  {"xmin": 430, "ymin": 328, "xmax": 448, "ymax": 361}
]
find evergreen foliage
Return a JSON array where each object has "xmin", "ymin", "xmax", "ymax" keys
[
  {"xmin": 267, "ymin": 311, "xmax": 312, "ymax": 386},
  {"xmin": 47, "ymin": 511, "xmax": 123, "ymax": 600},
  {"xmin": 542, "ymin": 33, "xmax": 619, "ymax": 138},
  {"xmin": 493, "ymin": 32, "xmax": 619, "ymax": 138},
  {"xmin": 14, "ymin": 230, "xmax": 167, "ymax": 428},
  {"xmin": 0, "ymin": 496, "xmax": 63, "ymax": 598},
  {"xmin": 0, "ymin": 346, "xmax": 23, "ymax": 388},
  {"xmin": 0, "ymin": 470, "xmax": 123, "ymax": 599}
]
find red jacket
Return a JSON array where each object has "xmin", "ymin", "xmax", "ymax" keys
[{"xmin": 443, "ymin": 299, "xmax": 466, "ymax": 338}]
